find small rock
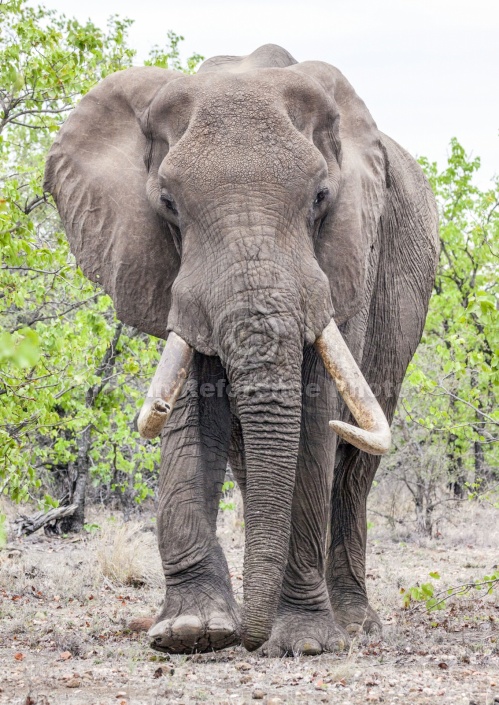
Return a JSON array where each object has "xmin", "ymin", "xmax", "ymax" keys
[
  {"xmin": 236, "ymin": 662, "xmax": 252, "ymax": 671},
  {"xmin": 240, "ymin": 675, "xmax": 252, "ymax": 684},
  {"xmin": 59, "ymin": 651, "xmax": 72, "ymax": 661},
  {"xmin": 115, "ymin": 692, "xmax": 127, "ymax": 699},
  {"xmin": 158, "ymin": 689, "xmax": 183, "ymax": 699},
  {"xmin": 66, "ymin": 679, "xmax": 81, "ymax": 688},
  {"xmin": 266, "ymin": 698, "xmax": 284, "ymax": 705},
  {"xmin": 252, "ymin": 690, "xmax": 265, "ymax": 700},
  {"xmin": 153, "ymin": 667, "xmax": 164, "ymax": 679},
  {"xmin": 129, "ymin": 617, "xmax": 154, "ymax": 632}
]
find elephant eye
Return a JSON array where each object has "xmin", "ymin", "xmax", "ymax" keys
[
  {"xmin": 160, "ymin": 194, "xmax": 178, "ymax": 215},
  {"xmin": 314, "ymin": 188, "xmax": 329, "ymax": 206}
]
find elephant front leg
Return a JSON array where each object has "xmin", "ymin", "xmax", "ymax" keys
[
  {"xmin": 264, "ymin": 348, "xmax": 348, "ymax": 656},
  {"xmin": 327, "ymin": 444, "xmax": 382, "ymax": 636},
  {"xmin": 149, "ymin": 355, "xmax": 240, "ymax": 653}
]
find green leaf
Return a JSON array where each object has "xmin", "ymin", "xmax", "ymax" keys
[{"xmin": 421, "ymin": 583, "xmax": 434, "ymax": 598}]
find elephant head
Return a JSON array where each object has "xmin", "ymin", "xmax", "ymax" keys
[{"xmin": 44, "ymin": 45, "xmax": 390, "ymax": 650}]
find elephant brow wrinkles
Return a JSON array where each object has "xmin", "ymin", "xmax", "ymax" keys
[
  {"xmin": 195, "ymin": 207, "xmax": 299, "ymax": 241},
  {"xmin": 212, "ymin": 286, "xmax": 295, "ymax": 320}
]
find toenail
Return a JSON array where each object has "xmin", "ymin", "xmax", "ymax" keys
[
  {"xmin": 171, "ymin": 615, "xmax": 203, "ymax": 636},
  {"xmin": 207, "ymin": 615, "xmax": 232, "ymax": 632},
  {"xmin": 148, "ymin": 619, "xmax": 171, "ymax": 639},
  {"xmin": 346, "ymin": 622, "xmax": 362, "ymax": 636},
  {"xmin": 293, "ymin": 638, "xmax": 322, "ymax": 655}
]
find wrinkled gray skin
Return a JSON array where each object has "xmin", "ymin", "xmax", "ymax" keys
[{"xmin": 45, "ymin": 45, "xmax": 439, "ymax": 656}]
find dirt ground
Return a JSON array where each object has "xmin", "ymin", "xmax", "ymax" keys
[{"xmin": 1, "ymin": 496, "xmax": 498, "ymax": 705}]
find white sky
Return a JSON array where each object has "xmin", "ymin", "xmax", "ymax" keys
[{"xmin": 33, "ymin": 0, "xmax": 498, "ymax": 186}]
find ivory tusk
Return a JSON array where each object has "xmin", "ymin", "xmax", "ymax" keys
[
  {"xmin": 315, "ymin": 319, "xmax": 391, "ymax": 455},
  {"xmin": 137, "ymin": 332, "xmax": 194, "ymax": 440}
]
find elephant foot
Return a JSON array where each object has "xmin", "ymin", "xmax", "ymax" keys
[
  {"xmin": 149, "ymin": 613, "xmax": 239, "ymax": 653},
  {"xmin": 262, "ymin": 606, "xmax": 349, "ymax": 657},
  {"xmin": 332, "ymin": 601, "xmax": 382, "ymax": 637},
  {"xmin": 149, "ymin": 580, "xmax": 240, "ymax": 654}
]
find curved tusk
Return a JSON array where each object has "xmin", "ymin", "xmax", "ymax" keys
[
  {"xmin": 315, "ymin": 319, "xmax": 391, "ymax": 455},
  {"xmin": 137, "ymin": 332, "xmax": 194, "ymax": 440}
]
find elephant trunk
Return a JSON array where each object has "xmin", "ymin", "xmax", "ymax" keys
[{"xmin": 233, "ymin": 369, "xmax": 302, "ymax": 651}]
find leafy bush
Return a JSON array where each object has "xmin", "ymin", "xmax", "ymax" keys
[
  {"xmin": 401, "ymin": 569, "xmax": 499, "ymax": 612},
  {"xmin": 0, "ymin": 0, "xmax": 202, "ymax": 530},
  {"xmin": 379, "ymin": 142, "xmax": 499, "ymax": 534}
]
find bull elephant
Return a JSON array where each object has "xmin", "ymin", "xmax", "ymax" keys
[{"xmin": 44, "ymin": 44, "xmax": 439, "ymax": 656}]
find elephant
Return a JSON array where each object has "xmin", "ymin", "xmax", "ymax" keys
[{"xmin": 44, "ymin": 43, "xmax": 439, "ymax": 656}]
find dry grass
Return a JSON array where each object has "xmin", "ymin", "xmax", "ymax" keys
[
  {"xmin": 94, "ymin": 520, "xmax": 163, "ymax": 589},
  {"xmin": 0, "ymin": 496, "xmax": 498, "ymax": 704},
  {"xmin": 325, "ymin": 638, "xmax": 360, "ymax": 684}
]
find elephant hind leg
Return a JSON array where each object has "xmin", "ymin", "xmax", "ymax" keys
[
  {"xmin": 327, "ymin": 444, "xmax": 384, "ymax": 636},
  {"xmin": 326, "ymin": 286, "xmax": 411, "ymax": 635},
  {"xmin": 328, "ymin": 211, "xmax": 437, "ymax": 631},
  {"xmin": 328, "ymin": 141, "xmax": 438, "ymax": 634}
]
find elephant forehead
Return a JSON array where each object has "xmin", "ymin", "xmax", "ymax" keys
[
  {"xmin": 166, "ymin": 108, "xmax": 322, "ymax": 188},
  {"xmin": 167, "ymin": 133, "xmax": 318, "ymax": 189},
  {"xmin": 154, "ymin": 67, "xmax": 329, "ymax": 121},
  {"xmin": 152, "ymin": 70, "xmax": 331, "ymax": 187}
]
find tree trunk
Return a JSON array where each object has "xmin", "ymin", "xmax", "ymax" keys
[
  {"xmin": 58, "ymin": 424, "xmax": 92, "ymax": 533},
  {"xmin": 472, "ymin": 370, "xmax": 485, "ymax": 484},
  {"xmin": 55, "ymin": 323, "xmax": 123, "ymax": 533},
  {"xmin": 448, "ymin": 438, "xmax": 465, "ymax": 498}
]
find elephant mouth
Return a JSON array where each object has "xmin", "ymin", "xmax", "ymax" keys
[{"xmin": 137, "ymin": 317, "xmax": 391, "ymax": 456}]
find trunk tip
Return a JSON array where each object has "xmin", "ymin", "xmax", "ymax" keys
[
  {"xmin": 241, "ymin": 632, "xmax": 267, "ymax": 652},
  {"xmin": 241, "ymin": 616, "xmax": 271, "ymax": 652}
]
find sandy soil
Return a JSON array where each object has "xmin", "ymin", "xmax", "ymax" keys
[{"xmin": 0, "ymin": 499, "xmax": 498, "ymax": 705}]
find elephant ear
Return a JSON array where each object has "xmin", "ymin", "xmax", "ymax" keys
[
  {"xmin": 291, "ymin": 62, "xmax": 386, "ymax": 325},
  {"xmin": 44, "ymin": 67, "xmax": 182, "ymax": 340}
]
